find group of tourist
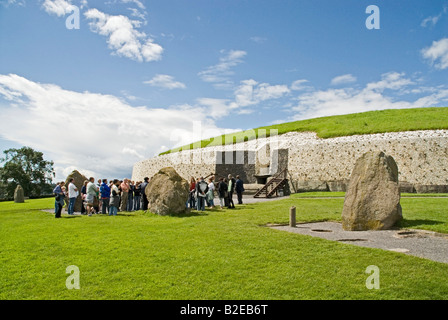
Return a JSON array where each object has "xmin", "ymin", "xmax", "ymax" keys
[
  {"xmin": 52, "ymin": 173, "xmax": 245, "ymax": 218},
  {"xmin": 188, "ymin": 174, "xmax": 245, "ymax": 211},
  {"xmin": 52, "ymin": 177, "xmax": 150, "ymax": 218}
]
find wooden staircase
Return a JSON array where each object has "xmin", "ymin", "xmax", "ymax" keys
[{"xmin": 254, "ymin": 169, "xmax": 289, "ymax": 198}]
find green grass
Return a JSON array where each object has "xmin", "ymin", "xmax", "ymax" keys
[
  {"xmin": 160, "ymin": 107, "xmax": 448, "ymax": 155},
  {"xmin": 292, "ymin": 192, "xmax": 346, "ymax": 198},
  {"xmin": 1, "ymin": 197, "xmax": 447, "ymax": 300}
]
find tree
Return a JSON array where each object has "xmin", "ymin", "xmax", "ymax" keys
[{"xmin": 0, "ymin": 147, "xmax": 54, "ymax": 198}]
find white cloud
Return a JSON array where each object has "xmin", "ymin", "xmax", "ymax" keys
[
  {"xmin": 290, "ymin": 72, "xmax": 448, "ymax": 120},
  {"xmin": 122, "ymin": 0, "xmax": 148, "ymax": 24},
  {"xmin": 331, "ymin": 74, "xmax": 357, "ymax": 85},
  {"xmin": 421, "ymin": 6, "xmax": 447, "ymax": 27},
  {"xmin": 40, "ymin": 2, "xmax": 156, "ymax": 62},
  {"xmin": 234, "ymin": 80, "xmax": 290, "ymax": 107},
  {"xmin": 196, "ymin": 98, "xmax": 238, "ymax": 119},
  {"xmin": 0, "ymin": 74, "xmax": 230, "ymax": 180},
  {"xmin": 365, "ymin": 72, "xmax": 414, "ymax": 91},
  {"xmin": 291, "ymin": 79, "xmax": 312, "ymax": 91},
  {"xmin": 42, "ymin": 0, "xmax": 74, "ymax": 16},
  {"xmin": 121, "ymin": 0, "xmax": 145, "ymax": 10},
  {"xmin": 144, "ymin": 74, "xmax": 186, "ymax": 90},
  {"xmin": 0, "ymin": 0, "xmax": 25, "ymax": 6},
  {"xmin": 120, "ymin": 90, "xmax": 138, "ymax": 101},
  {"xmin": 198, "ymin": 79, "xmax": 290, "ymax": 118},
  {"xmin": 198, "ymin": 50, "xmax": 247, "ymax": 85},
  {"xmin": 250, "ymin": 36, "xmax": 267, "ymax": 44},
  {"xmin": 422, "ymin": 38, "xmax": 448, "ymax": 70},
  {"xmin": 84, "ymin": 8, "xmax": 163, "ymax": 62},
  {"xmin": 127, "ymin": 7, "xmax": 147, "ymax": 22}
]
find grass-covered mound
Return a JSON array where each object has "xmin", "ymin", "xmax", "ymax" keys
[{"xmin": 160, "ymin": 107, "xmax": 448, "ymax": 155}]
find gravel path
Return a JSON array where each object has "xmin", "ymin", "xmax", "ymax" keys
[{"xmin": 271, "ymin": 222, "xmax": 448, "ymax": 264}]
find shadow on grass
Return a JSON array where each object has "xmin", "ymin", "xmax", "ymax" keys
[
  {"xmin": 116, "ymin": 205, "xmax": 254, "ymax": 218},
  {"xmin": 222, "ymin": 206, "xmax": 256, "ymax": 211},
  {"xmin": 400, "ymin": 219, "xmax": 445, "ymax": 228},
  {"xmin": 170, "ymin": 211, "xmax": 209, "ymax": 218},
  {"xmin": 126, "ymin": 210, "xmax": 209, "ymax": 218}
]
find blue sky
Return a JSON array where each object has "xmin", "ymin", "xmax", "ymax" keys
[{"xmin": 0, "ymin": 0, "xmax": 448, "ymax": 180}]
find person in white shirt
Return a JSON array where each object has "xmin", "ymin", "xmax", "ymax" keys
[
  {"xmin": 109, "ymin": 179, "xmax": 121, "ymax": 216},
  {"xmin": 67, "ymin": 178, "xmax": 78, "ymax": 215},
  {"xmin": 206, "ymin": 176, "xmax": 215, "ymax": 209},
  {"xmin": 86, "ymin": 177, "xmax": 98, "ymax": 216}
]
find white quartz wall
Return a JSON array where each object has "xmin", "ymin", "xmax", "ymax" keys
[{"xmin": 133, "ymin": 130, "xmax": 448, "ymax": 185}]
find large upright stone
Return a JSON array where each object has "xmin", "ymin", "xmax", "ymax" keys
[
  {"xmin": 145, "ymin": 167, "xmax": 189, "ymax": 216},
  {"xmin": 342, "ymin": 151, "xmax": 402, "ymax": 231},
  {"xmin": 14, "ymin": 185, "xmax": 25, "ymax": 203},
  {"xmin": 65, "ymin": 170, "xmax": 88, "ymax": 212}
]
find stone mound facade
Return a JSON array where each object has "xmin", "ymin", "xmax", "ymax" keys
[{"xmin": 132, "ymin": 130, "xmax": 448, "ymax": 193}]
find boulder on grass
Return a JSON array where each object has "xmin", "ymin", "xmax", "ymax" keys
[
  {"xmin": 145, "ymin": 167, "xmax": 189, "ymax": 216},
  {"xmin": 342, "ymin": 151, "xmax": 402, "ymax": 231},
  {"xmin": 65, "ymin": 170, "xmax": 88, "ymax": 212},
  {"xmin": 14, "ymin": 185, "xmax": 25, "ymax": 203}
]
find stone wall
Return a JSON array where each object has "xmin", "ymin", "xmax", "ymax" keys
[
  {"xmin": 132, "ymin": 130, "xmax": 448, "ymax": 193},
  {"xmin": 283, "ymin": 130, "xmax": 448, "ymax": 189}
]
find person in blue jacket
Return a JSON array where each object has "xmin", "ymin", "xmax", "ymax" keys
[{"xmin": 99, "ymin": 179, "xmax": 111, "ymax": 214}]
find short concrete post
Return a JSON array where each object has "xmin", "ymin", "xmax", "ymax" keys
[{"xmin": 289, "ymin": 206, "xmax": 296, "ymax": 227}]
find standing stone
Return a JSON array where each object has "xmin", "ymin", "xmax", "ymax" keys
[
  {"xmin": 145, "ymin": 167, "xmax": 189, "ymax": 216},
  {"xmin": 342, "ymin": 151, "xmax": 402, "ymax": 231},
  {"xmin": 65, "ymin": 170, "xmax": 88, "ymax": 213},
  {"xmin": 14, "ymin": 185, "xmax": 25, "ymax": 203}
]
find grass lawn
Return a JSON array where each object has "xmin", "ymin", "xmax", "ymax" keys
[
  {"xmin": 0, "ymin": 197, "xmax": 447, "ymax": 300},
  {"xmin": 161, "ymin": 107, "xmax": 448, "ymax": 155}
]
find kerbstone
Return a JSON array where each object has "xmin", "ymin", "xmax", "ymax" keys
[{"xmin": 342, "ymin": 151, "xmax": 402, "ymax": 231}]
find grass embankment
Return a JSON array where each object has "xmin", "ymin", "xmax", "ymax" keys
[
  {"xmin": 1, "ymin": 197, "xmax": 447, "ymax": 300},
  {"xmin": 160, "ymin": 107, "xmax": 448, "ymax": 155}
]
